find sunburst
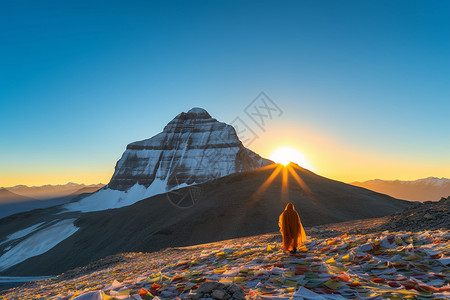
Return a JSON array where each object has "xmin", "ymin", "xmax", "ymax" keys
[{"xmin": 269, "ymin": 146, "xmax": 314, "ymax": 170}]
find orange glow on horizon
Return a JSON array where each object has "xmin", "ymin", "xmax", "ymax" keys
[
  {"xmin": 251, "ymin": 125, "xmax": 450, "ymax": 184},
  {"xmin": 0, "ymin": 172, "xmax": 110, "ymax": 188},
  {"xmin": 2, "ymin": 123, "xmax": 450, "ymax": 188}
]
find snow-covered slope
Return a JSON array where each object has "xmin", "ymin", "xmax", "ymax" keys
[
  {"xmin": 351, "ymin": 177, "xmax": 450, "ymax": 202},
  {"xmin": 65, "ymin": 108, "xmax": 272, "ymax": 212},
  {"xmin": 0, "ymin": 219, "xmax": 78, "ymax": 271}
]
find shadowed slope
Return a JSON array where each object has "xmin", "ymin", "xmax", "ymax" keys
[
  {"xmin": 3, "ymin": 164, "xmax": 409, "ymax": 276},
  {"xmin": 0, "ymin": 189, "xmax": 36, "ymax": 204}
]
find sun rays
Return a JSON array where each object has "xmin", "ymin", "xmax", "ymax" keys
[
  {"xmin": 243, "ymin": 160, "xmax": 336, "ymax": 224},
  {"xmin": 287, "ymin": 164, "xmax": 314, "ymax": 197},
  {"xmin": 258, "ymin": 146, "xmax": 318, "ymax": 205},
  {"xmin": 248, "ymin": 162, "xmax": 316, "ymax": 207},
  {"xmin": 281, "ymin": 165, "xmax": 289, "ymax": 202},
  {"xmin": 250, "ymin": 164, "xmax": 283, "ymax": 200},
  {"xmin": 246, "ymin": 145, "xmax": 317, "ymax": 208}
]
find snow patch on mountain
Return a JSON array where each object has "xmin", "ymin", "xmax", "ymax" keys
[
  {"xmin": 64, "ymin": 180, "xmax": 167, "ymax": 213},
  {"xmin": 0, "ymin": 219, "xmax": 78, "ymax": 271},
  {"xmin": 412, "ymin": 177, "xmax": 450, "ymax": 186},
  {"xmin": 0, "ymin": 223, "xmax": 44, "ymax": 246},
  {"xmin": 367, "ymin": 177, "xmax": 450, "ymax": 186}
]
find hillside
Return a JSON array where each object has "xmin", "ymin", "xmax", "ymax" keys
[
  {"xmin": 0, "ymin": 164, "xmax": 409, "ymax": 277},
  {"xmin": 1, "ymin": 216, "xmax": 449, "ymax": 300}
]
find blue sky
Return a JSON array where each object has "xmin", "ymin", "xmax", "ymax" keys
[{"xmin": 1, "ymin": 0, "xmax": 449, "ymax": 186}]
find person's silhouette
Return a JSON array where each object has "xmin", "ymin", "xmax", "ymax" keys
[{"xmin": 279, "ymin": 203, "xmax": 306, "ymax": 254}]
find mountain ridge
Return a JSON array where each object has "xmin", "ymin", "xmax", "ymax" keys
[
  {"xmin": 351, "ymin": 177, "xmax": 450, "ymax": 202},
  {"xmin": 0, "ymin": 185, "xmax": 105, "ymax": 219},
  {"xmin": 2, "ymin": 183, "xmax": 105, "ymax": 200},
  {"xmin": 3, "ymin": 182, "xmax": 104, "ymax": 190}
]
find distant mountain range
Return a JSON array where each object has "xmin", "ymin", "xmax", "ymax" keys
[
  {"xmin": 0, "ymin": 183, "xmax": 104, "ymax": 219},
  {"xmin": 351, "ymin": 177, "xmax": 450, "ymax": 202},
  {"xmin": 2, "ymin": 183, "xmax": 105, "ymax": 200},
  {"xmin": 0, "ymin": 107, "xmax": 410, "ymax": 277}
]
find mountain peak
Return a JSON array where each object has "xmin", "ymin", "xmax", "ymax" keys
[
  {"xmin": 174, "ymin": 107, "xmax": 212, "ymax": 120},
  {"xmin": 187, "ymin": 107, "xmax": 210, "ymax": 117}
]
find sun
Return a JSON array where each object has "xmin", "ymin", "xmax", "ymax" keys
[{"xmin": 269, "ymin": 146, "xmax": 314, "ymax": 170}]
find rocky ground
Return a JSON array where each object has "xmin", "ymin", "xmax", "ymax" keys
[
  {"xmin": 311, "ymin": 196, "xmax": 450, "ymax": 238},
  {"xmin": 1, "ymin": 198, "xmax": 450, "ymax": 300},
  {"xmin": 380, "ymin": 196, "xmax": 450, "ymax": 232}
]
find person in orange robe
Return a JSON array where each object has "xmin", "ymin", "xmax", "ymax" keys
[{"xmin": 279, "ymin": 202, "xmax": 306, "ymax": 253}]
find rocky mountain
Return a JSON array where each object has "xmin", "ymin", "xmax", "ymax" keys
[
  {"xmin": 351, "ymin": 177, "xmax": 450, "ymax": 202},
  {"xmin": 0, "ymin": 163, "xmax": 410, "ymax": 276},
  {"xmin": 64, "ymin": 107, "xmax": 272, "ymax": 213}
]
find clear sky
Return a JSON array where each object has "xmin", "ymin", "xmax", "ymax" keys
[{"xmin": 1, "ymin": 0, "xmax": 449, "ymax": 187}]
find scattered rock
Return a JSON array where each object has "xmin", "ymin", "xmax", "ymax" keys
[
  {"xmin": 226, "ymin": 285, "xmax": 242, "ymax": 294},
  {"xmin": 188, "ymin": 282, "xmax": 243, "ymax": 300},
  {"xmin": 182, "ymin": 293, "xmax": 199, "ymax": 300},
  {"xmin": 197, "ymin": 281, "xmax": 220, "ymax": 293},
  {"xmin": 232, "ymin": 290, "xmax": 246, "ymax": 299},
  {"xmin": 377, "ymin": 197, "xmax": 449, "ymax": 232},
  {"xmin": 424, "ymin": 213, "xmax": 436, "ymax": 220},
  {"xmin": 211, "ymin": 289, "xmax": 228, "ymax": 299}
]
